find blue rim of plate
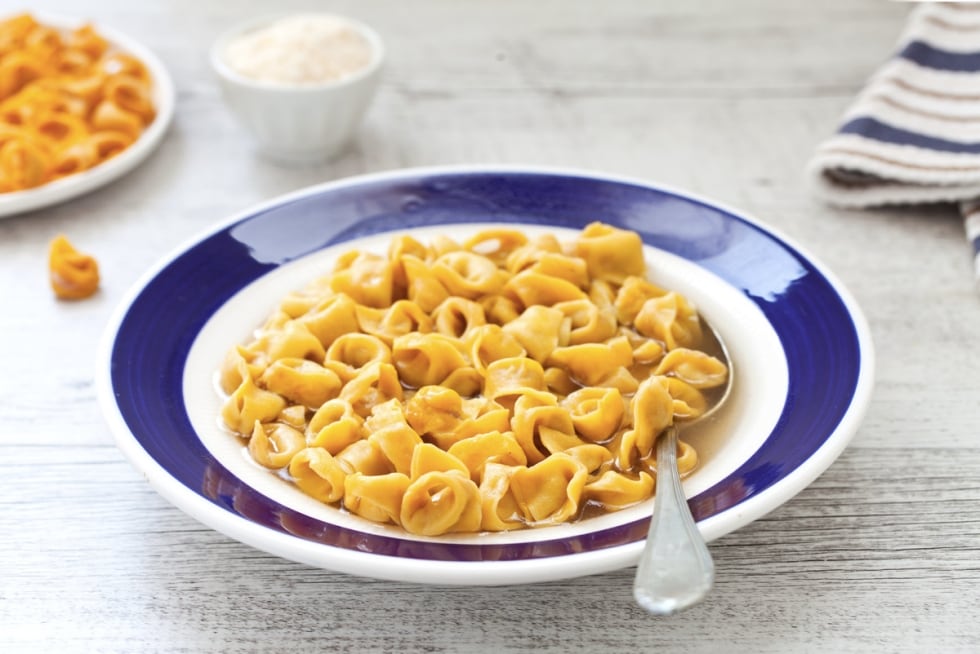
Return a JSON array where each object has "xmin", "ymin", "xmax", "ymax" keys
[{"xmin": 99, "ymin": 166, "xmax": 874, "ymax": 579}]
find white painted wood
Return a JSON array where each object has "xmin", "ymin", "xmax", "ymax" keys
[{"xmin": 3, "ymin": 0, "xmax": 979, "ymax": 651}]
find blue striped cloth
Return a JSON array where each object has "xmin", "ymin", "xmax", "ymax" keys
[{"xmin": 809, "ymin": 2, "xmax": 980, "ymax": 288}]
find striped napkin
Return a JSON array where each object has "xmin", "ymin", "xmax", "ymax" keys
[{"xmin": 808, "ymin": 2, "xmax": 980, "ymax": 287}]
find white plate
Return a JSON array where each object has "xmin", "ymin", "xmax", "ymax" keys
[
  {"xmin": 97, "ymin": 166, "xmax": 875, "ymax": 585},
  {"xmin": 0, "ymin": 13, "xmax": 175, "ymax": 217}
]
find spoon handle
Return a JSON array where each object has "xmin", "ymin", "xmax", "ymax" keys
[{"xmin": 633, "ymin": 425, "xmax": 714, "ymax": 615}]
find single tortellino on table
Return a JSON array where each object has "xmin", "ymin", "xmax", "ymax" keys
[{"xmin": 217, "ymin": 223, "xmax": 729, "ymax": 536}]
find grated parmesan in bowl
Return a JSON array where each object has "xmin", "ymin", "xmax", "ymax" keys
[
  {"xmin": 223, "ymin": 15, "xmax": 374, "ymax": 86},
  {"xmin": 210, "ymin": 13, "xmax": 384, "ymax": 162}
]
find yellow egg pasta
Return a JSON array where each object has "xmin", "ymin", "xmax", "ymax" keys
[
  {"xmin": 0, "ymin": 13, "xmax": 155, "ymax": 193},
  {"xmin": 217, "ymin": 223, "xmax": 729, "ymax": 536},
  {"xmin": 48, "ymin": 233, "xmax": 99, "ymax": 300}
]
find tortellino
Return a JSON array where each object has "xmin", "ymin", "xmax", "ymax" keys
[
  {"xmin": 218, "ymin": 223, "xmax": 729, "ymax": 536},
  {"xmin": 48, "ymin": 234, "xmax": 99, "ymax": 300}
]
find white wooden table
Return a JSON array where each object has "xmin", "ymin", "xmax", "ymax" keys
[{"xmin": 4, "ymin": 1, "xmax": 980, "ymax": 651}]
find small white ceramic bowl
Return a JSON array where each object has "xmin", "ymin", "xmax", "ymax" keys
[{"xmin": 210, "ymin": 14, "xmax": 384, "ymax": 163}]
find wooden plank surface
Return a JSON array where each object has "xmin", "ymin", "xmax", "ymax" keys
[{"xmin": 3, "ymin": 0, "xmax": 979, "ymax": 652}]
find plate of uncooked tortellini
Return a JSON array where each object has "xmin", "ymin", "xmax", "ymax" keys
[
  {"xmin": 97, "ymin": 166, "xmax": 874, "ymax": 584},
  {"xmin": 0, "ymin": 13, "xmax": 175, "ymax": 216}
]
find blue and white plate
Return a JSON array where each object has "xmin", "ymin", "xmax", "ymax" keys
[{"xmin": 96, "ymin": 166, "xmax": 874, "ymax": 585}]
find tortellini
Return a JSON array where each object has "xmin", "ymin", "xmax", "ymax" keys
[
  {"xmin": 0, "ymin": 14, "xmax": 156, "ymax": 192},
  {"xmin": 48, "ymin": 234, "xmax": 99, "ymax": 300},
  {"xmin": 218, "ymin": 223, "xmax": 729, "ymax": 536}
]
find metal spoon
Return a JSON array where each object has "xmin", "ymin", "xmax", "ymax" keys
[{"xmin": 633, "ymin": 328, "xmax": 732, "ymax": 616}]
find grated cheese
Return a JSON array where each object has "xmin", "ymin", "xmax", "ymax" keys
[{"xmin": 224, "ymin": 14, "xmax": 373, "ymax": 85}]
